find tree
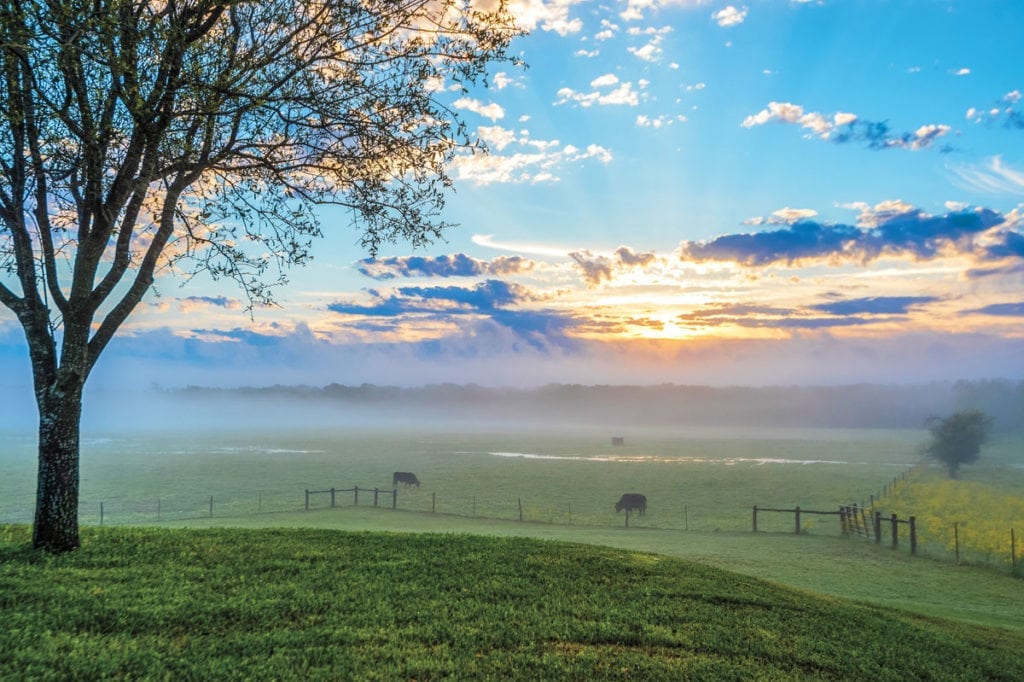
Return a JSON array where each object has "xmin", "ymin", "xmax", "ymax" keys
[
  {"xmin": 0, "ymin": 0, "xmax": 519, "ymax": 552},
  {"xmin": 924, "ymin": 410, "xmax": 993, "ymax": 478}
]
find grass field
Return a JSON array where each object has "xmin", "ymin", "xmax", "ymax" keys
[
  {"xmin": 4, "ymin": 426, "xmax": 1022, "ymax": 638},
  {"xmin": 1, "ymin": 425, "xmax": 932, "ymax": 530},
  {"xmin": 2, "ymin": 525, "xmax": 1023, "ymax": 680}
]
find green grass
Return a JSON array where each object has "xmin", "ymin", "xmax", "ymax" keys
[
  {"xmin": 1, "ymin": 426, "xmax": 935, "ymax": 530},
  {"xmin": 2, "ymin": 525, "xmax": 1022, "ymax": 681},
  {"xmin": 163, "ymin": 505, "xmax": 1024, "ymax": 635}
]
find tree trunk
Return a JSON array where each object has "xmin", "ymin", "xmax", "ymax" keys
[{"xmin": 32, "ymin": 385, "xmax": 84, "ymax": 552}]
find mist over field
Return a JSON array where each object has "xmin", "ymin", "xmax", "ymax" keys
[{"xmin": 2, "ymin": 379, "xmax": 1019, "ymax": 436}]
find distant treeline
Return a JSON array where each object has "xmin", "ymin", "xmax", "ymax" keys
[{"xmin": 167, "ymin": 380, "xmax": 1024, "ymax": 431}]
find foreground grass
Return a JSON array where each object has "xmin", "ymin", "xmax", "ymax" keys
[
  {"xmin": 164, "ymin": 505, "xmax": 1024, "ymax": 634},
  {"xmin": 2, "ymin": 526, "xmax": 1023, "ymax": 680}
]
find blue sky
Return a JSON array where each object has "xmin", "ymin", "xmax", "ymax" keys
[{"xmin": 3, "ymin": 0, "xmax": 1024, "ymax": 391}]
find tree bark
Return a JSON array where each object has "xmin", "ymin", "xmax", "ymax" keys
[{"xmin": 32, "ymin": 382, "xmax": 84, "ymax": 552}]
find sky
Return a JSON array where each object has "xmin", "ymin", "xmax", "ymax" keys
[{"xmin": 4, "ymin": 0, "xmax": 1024, "ymax": 392}]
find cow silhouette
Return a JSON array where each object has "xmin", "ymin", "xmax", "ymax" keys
[
  {"xmin": 615, "ymin": 493, "xmax": 647, "ymax": 516},
  {"xmin": 392, "ymin": 471, "xmax": 420, "ymax": 488}
]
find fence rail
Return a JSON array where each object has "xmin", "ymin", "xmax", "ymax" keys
[
  {"xmin": 753, "ymin": 505, "xmax": 919, "ymax": 555},
  {"xmin": 305, "ymin": 486, "xmax": 397, "ymax": 510}
]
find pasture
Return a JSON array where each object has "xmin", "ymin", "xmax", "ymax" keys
[
  {"xmin": 0, "ymin": 424, "xmax": 931, "ymax": 530},
  {"xmin": 3, "ymin": 425, "xmax": 1022, "ymax": 633}
]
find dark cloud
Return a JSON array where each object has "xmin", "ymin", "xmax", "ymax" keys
[
  {"xmin": 736, "ymin": 316, "xmax": 881, "ymax": 329},
  {"xmin": 967, "ymin": 302, "xmax": 1024, "ymax": 317},
  {"xmin": 397, "ymin": 280, "xmax": 527, "ymax": 311},
  {"xmin": 678, "ymin": 303, "xmax": 792, "ymax": 321},
  {"xmin": 986, "ymin": 230, "xmax": 1024, "ymax": 259},
  {"xmin": 681, "ymin": 222, "xmax": 861, "ymax": 266},
  {"xmin": 180, "ymin": 295, "xmax": 236, "ymax": 308},
  {"xmin": 329, "ymin": 280, "xmax": 532, "ymax": 318},
  {"xmin": 357, "ymin": 253, "xmax": 535, "ymax": 280},
  {"xmin": 681, "ymin": 209, "xmax": 1008, "ymax": 267},
  {"xmin": 812, "ymin": 296, "xmax": 939, "ymax": 316},
  {"xmin": 826, "ymin": 119, "xmax": 954, "ymax": 152},
  {"xmin": 865, "ymin": 208, "xmax": 1002, "ymax": 257},
  {"xmin": 678, "ymin": 301, "xmax": 914, "ymax": 330},
  {"xmin": 327, "ymin": 296, "xmax": 417, "ymax": 317}
]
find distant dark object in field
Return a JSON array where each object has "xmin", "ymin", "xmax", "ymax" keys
[
  {"xmin": 393, "ymin": 472, "xmax": 420, "ymax": 488},
  {"xmin": 611, "ymin": 436, "xmax": 625, "ymax": 446},
  {"xmin": 615, "ymin": 493, "xmax": 646, "ymax": 516}
]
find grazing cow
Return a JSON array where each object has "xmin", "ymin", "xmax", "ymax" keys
[
  {"xmin": 615, "ymin": 493, "xmax": 647, "ymax": 516},
  {"xmin": 392, "ymin": 471, "xmax": 420, "ymax": 488}
]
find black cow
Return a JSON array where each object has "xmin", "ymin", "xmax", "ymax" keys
[
  {"xmin": 392, "ymin": 471, "xmax": 420, "ymax": 488},
  {"xmin": 615, "ymin": 493, "xmax": 647, "ymax": 516}
]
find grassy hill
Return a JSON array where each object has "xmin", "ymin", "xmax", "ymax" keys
[{"xmin": 2, "ymin": 525, "xmax": 1022, "ymax": 680}]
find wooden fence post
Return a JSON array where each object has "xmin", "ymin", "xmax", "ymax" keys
[
  {"xmin": 330, "ymin": 487, "xmax": 336, "ymax": 508},
  {"xmin": 954, "ymin": 522, "xmax": 960, "ymax": 564},
  {"xmin": 354, "ymin": 486, "xmax": 359, "ymax": 506},
  {"xmin": 752, "ymin": 505, "xmax": 758, "ymax": 532},
  {"xmin": 373, "ymin": 488, "xmax": 379, "ymax": 507},
  {"xmin": 839, "ymin": 506, "xmax": 847, "ymax": 535},
  {"xmin": 890, "ymin": 513, "xmax": 898, "ymax": 549},
  {"xmin": 209, "ymin": 496, "xmax": 214, "ymax": 518},
  {"xmin": 518, "ymin": 498, "xmax": 523, "ymax": 522},
  {"xmin": 392, "ymin": 488, "xmax": 397, "ymax": 509},
  {"xmin": 100, "ymin": 502, "xmax": 104, "ymax": 526},
  {"xmin": 305, "ymin": 489, "xmax": 309, "ymax": 511},
  {"xmin": 795, "ymin": 506, "xmax": 801, "ymax": 534},
  {"xmin": 874, "ymin": 512, "xmax": 882, "ymax": 543},
  {"xmin": 625, "ymin": 508, "xmax": 630, "ymax": 528},
  {"xmin": 909, "ymin": 516, "xmax": 917, "ymax": 556},
  {"xmin": 1012, "ymin": 529, "xmax": 1017, "ymax": 571}
]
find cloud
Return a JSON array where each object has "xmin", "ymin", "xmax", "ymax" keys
[
  {"xmin": 178, "ymin": 296, "xmax": 241, "ymax": 312},
  {"xmin": 330, "ymin": 280, "xmax": 532, "ymax": 318},
  {"xmin": 676, "ymin": 302, "xmax": 902, "ymax": 331},
  {"xmin": 620, "ymin": 0, "xmax": 711, "ymax": 22},
  {"xmin": 949, "ymin": 156, "xmax": 1024, "ymax": 195},
  {"xmin": 450, "ymin": 138, "xmax": 612, "ymax": 185},
  {"xmin": 965, "ymin": 90, "xmax": 1024, "ymax": 129},
  {"xmin": 356, "ymin": 253, "xmax": 535, "ymax": 280},
  {"xmin": 712, "ymin": 6, "xmax": 747, "ymax": 27},
  {"xmin": 398, "ymin": 280, "xmax": 527, "ymax": 311},
  {"xmin": 491, "ymin": 72, "xmax": 524, "ymax": 90},
  {"xmin": 965, "ymin": 302, "xmax": 1024, "ymax": 317},
  {"xmin": 569, "ymin": 246, "xmax": 660, "ymax": 286},
  {"xmin": 768, "ymin": 207, "xmax": 819, "ymax": 224},
  {"xmin": 453, "ymin": 97, "xmax": 505, "ymax": 122},
  {"xmin": 811, "ymin": 296, "xmax": 939, "ymax": 316},
  {"xmin": 628, "ymin": 38, "xmax": 663, "ymax": 62},
  {"xmin": 742, "ymin": 101, "xmax": 953, "ymax": 151},
  {"xmin": 507, "ymin": 0, "xmax": 584, "ymax": 36},
  {"xmin": 556, "ymin": 79, "xmax": 644, "ymax": 107},
  {"xmin": 636, "ymin": 114, "xmax": 687, "ymax": 128},
  {"xmin": 679, "ymin": 206, "xmax": 1008, "ymax": 266}
]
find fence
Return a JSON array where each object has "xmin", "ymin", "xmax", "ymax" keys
[
  {"xmin": 752, "ymin": 505, "xmax": 919, "ymax": 554},
  {"xmin": 305, "ymin": 486, "xmax": 397, "ymax": 511}
]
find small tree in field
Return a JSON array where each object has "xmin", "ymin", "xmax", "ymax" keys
[
  {"xmin": 0, "ymin": 0, "xmax": 520, "ymax": 552},
  {"xmin": 924, "ymin": 410, "xmax": 993, "ymax": 479}
]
